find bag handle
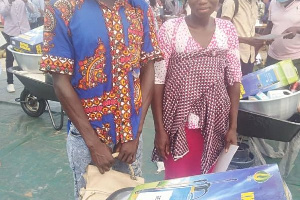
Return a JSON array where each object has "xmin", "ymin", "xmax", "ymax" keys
[{"xmin": 112, "ymin": 152, "xmax": 138, "ymax": 181}]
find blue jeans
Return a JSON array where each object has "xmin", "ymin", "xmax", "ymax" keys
[{"xmin": 66, "ymin": 124, "xmax": 143, "ymax": 199}]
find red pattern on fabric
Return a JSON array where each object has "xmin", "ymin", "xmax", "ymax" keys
[
  {"xmin": 40, "ymin": 55, "xmax": 74, "ymax": 75},
  {"xmin": 54, "ymin": 0, "xmax": 84, "ymax": 27},
  {"xmin": 100, "ymin": 3, "xmax": 135, "ymax": 143},
  {"xmin": 42, "ymin": 2, "xmax": 56, "ymax": 54},
  {"xmin": 78, "ymin": 40, "xmax": 107, "ymax": 89},
  {"xmin": 140, "ymin": 7, "xmax": 162, "ymax": 66}
]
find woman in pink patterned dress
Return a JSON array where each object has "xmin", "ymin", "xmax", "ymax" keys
[{"xmin": 152, "ymin": 0, "xmax": 242, "ymax": 179}]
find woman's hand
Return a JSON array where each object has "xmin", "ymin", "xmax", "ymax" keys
[
  {"xmin": 225, "ymin": 128, "xmax": 237, "ymax": 153},
  {"xmin": 154, "ymin": 129, "xmax": 170, "ymax": 160},
  {"xmin": 282, "ymin": 27, "xmax": 300, "ymax": 39}
]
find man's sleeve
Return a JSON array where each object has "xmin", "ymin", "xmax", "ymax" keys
[
  {"xmin": 140, "ymin": 3, "xmax": 163, "ymax": 66},
  {"xmin": 40, "ymin": 0, "xmax": 74, "ymax": 75},
  {"xmin": 221, "ymin": 0, "xmax": 236, "ymax": 19},
  {"xmin": 0, "ymin": 0, "xmax": 11, "ymax": 16}
]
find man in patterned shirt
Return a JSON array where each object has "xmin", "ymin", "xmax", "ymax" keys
[{"xmin": 40, "ymin": 0, "xmax": 163, "ymax": 198}]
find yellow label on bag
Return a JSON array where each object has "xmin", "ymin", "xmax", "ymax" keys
[
  {"xmin": 36, "ymin": 44, "xmax": 42, "ymax": 54},
  {"xmin": 20, "ymin": 42, "xmax": 30, "ymax": 51},
  {"xmin": 241, "ymin": 192, "xmax": 255, "ymax": 200},
  {"xmin": 240, "ymin": 83, "xmax": 245, "ymax": 99}
]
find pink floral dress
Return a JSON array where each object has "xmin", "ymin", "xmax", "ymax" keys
[{"xmin": 153, "ymin": 17, "xmax": 242, "ymax": 173}]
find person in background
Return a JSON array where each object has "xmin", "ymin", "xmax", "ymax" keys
[
  {"xmin": 263, "ymin": 0, "xmax": 300, "ymax": 70},
  {"xmin": 40, "ymin": 0, "xmax": 163, "ymax": 198},
  {"xmin": 0, "ymin": 0, "xmax": 35, "ymax": 93},
  {"xmin": 28, "ymin": 0, "xmax": 44, "ymax": 29},
  {"xmin": 149, "ymin": 0, "xmax": 163, "ymax": 29},
  {"xmin": 163, "ymin": 0, "xmax": 186, "ymax": 15},
  {"xmin": 221, "ymin": 0, "xmax": 266, "ymax": 75},
  {"xmin": 257, "ymin": 0, "xmax": 265, "ymax": 22},
  {"xmin": 261, "ymin": 0, "xmax": 270, "ymax": 23},
  {"xmin": 152, "ymin": 0, "xmax": 241, "ymax": 179}
]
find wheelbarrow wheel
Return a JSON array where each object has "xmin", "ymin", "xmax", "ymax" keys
[{"xmin": 20, "ymin": 89, "xmax": 46, "ymax": 117}]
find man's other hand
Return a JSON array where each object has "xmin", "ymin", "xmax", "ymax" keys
[
  {"xmin": 116, "ymin": 139, "xmax": 139, "ymax": 164},
  {"xmin": 88, "ymin": 140, "xmax": 114, "ymax": 174},
  {"xmin": 283, "ymin": 27, "xmax": 300, "ymax": 39}
]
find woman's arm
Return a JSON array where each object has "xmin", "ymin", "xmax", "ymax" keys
[
  {"xmin": 151, "ymin": 20, "xmax": 174, "ymax": 160},
  {"xmin": 152, "ymin": 84, "xmax": 170, "ymax": 160},
  {"xmin": 224, "ymin": 21, "xmax": 241, "ymax": 151},
  {"xmin": 225, "ymin": 82, "xmax": 240, "ymax": 151}
]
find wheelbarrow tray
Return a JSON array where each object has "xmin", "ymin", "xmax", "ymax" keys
[
  {"xmin": 237, "ymin": 109, "xmax": 300, "ymax": 142},
  {"xmin": 239, "ymin": 90, "xmax": 300, "ymax": 120},
  {"xmin": 12, "ymin": 67, "xmax": 58, "ymax": 102}
]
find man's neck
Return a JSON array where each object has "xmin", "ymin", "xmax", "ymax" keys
[{"xmin": 98, "ymin": 0, "xmax": 119, "ymax": 8}]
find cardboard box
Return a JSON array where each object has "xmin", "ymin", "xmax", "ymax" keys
[
  {"xmin": 10, "ymin": 26, "xmax": 43, "ymax": 54},
  {"xmin": 240, "ymin": 60, "xmax": 299, "ymax": 99},
  {"xmin": 129, "ymin": 164, "xmax": 287, "ymax": 200}
]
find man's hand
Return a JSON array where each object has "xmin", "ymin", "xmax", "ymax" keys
[
  {"xmin": 88, "ymin": 140, "xmax": 114, "ymax": 174},
  {"xmin": 51, "ymin": 74, "xmax": 115, "ymax": 174},
  {"xmin": 283, "ymin": 27, "xmax": 300, "ymax": 39},
  {"xmin": 116, "ymin": 139, "xmax": 139, "ymax": 164},
  {"xmin": 154, "ymin": 129, "xmax": 170, "ymax": 160},
  {"xmin": 225, "ymin": 128, "xmax": 237, "ymax": 153}
]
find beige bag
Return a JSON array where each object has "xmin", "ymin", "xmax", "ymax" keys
[{"xmin": 79, "ymin": 153, "xmax": 144, "ymax": 200}]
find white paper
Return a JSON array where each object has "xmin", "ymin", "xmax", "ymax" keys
[
  {"xmin": 136, "ymin": 191, "xmax": 173, "ymax": 200},
  {"xmin": 213, "ymin": 144, "xmax": 239, "ymax": 173},
  {"xmin": 156, "ymin": 161, "xmax": 165, "ymax": 173},
  {"xmin": 0, "ymin": 32, "xmax": 6, "ymax": 47},
  {"xmin": 255, "ymin": 33, "xmax": 290, "ymax": 40}
]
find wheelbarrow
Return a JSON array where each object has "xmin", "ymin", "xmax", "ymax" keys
[
  {"xmin": 238, "ymin": 90, "xmax": 300, "ymax": 142},
  {"xmin": 237, "ymin": 92, "xmax": 300, "ymax": 179},
  {"xmin": 8, "ymin": 45, "xmax": 64, "ymax": 130}
]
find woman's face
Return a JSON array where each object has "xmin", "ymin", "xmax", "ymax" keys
[{"xmin": 188, "ymin": 0, "xmax": 218, "ymax": 17}]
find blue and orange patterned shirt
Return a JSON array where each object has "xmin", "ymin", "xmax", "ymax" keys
[{"xmin": 40, "ymin": 0, "xmax": 163, "ymax": 144}]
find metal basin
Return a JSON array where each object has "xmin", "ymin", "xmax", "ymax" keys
[
  {"xmin": 7, "ymin": 45, "xmax": 42, "ymax": 73},
  {"xmin": 239, "ymin": 90, "xmax": 300, "ymax": 120},
  {"xmin": 107, "ymin": 187, "xmax": 134, "ymax": 200}
]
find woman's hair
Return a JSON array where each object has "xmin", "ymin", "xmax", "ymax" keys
[{"xmin": 150, "ymin": 0, "xmax": 157, "ymax": 7}]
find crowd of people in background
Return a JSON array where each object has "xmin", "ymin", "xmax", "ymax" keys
[
  {"xmin": 0, "ymin": 0, "xmax": 44, "ymax": 93},
  {"xmin": 1, "ymin": 0, "xmax": 292, "ymax": 92}
]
